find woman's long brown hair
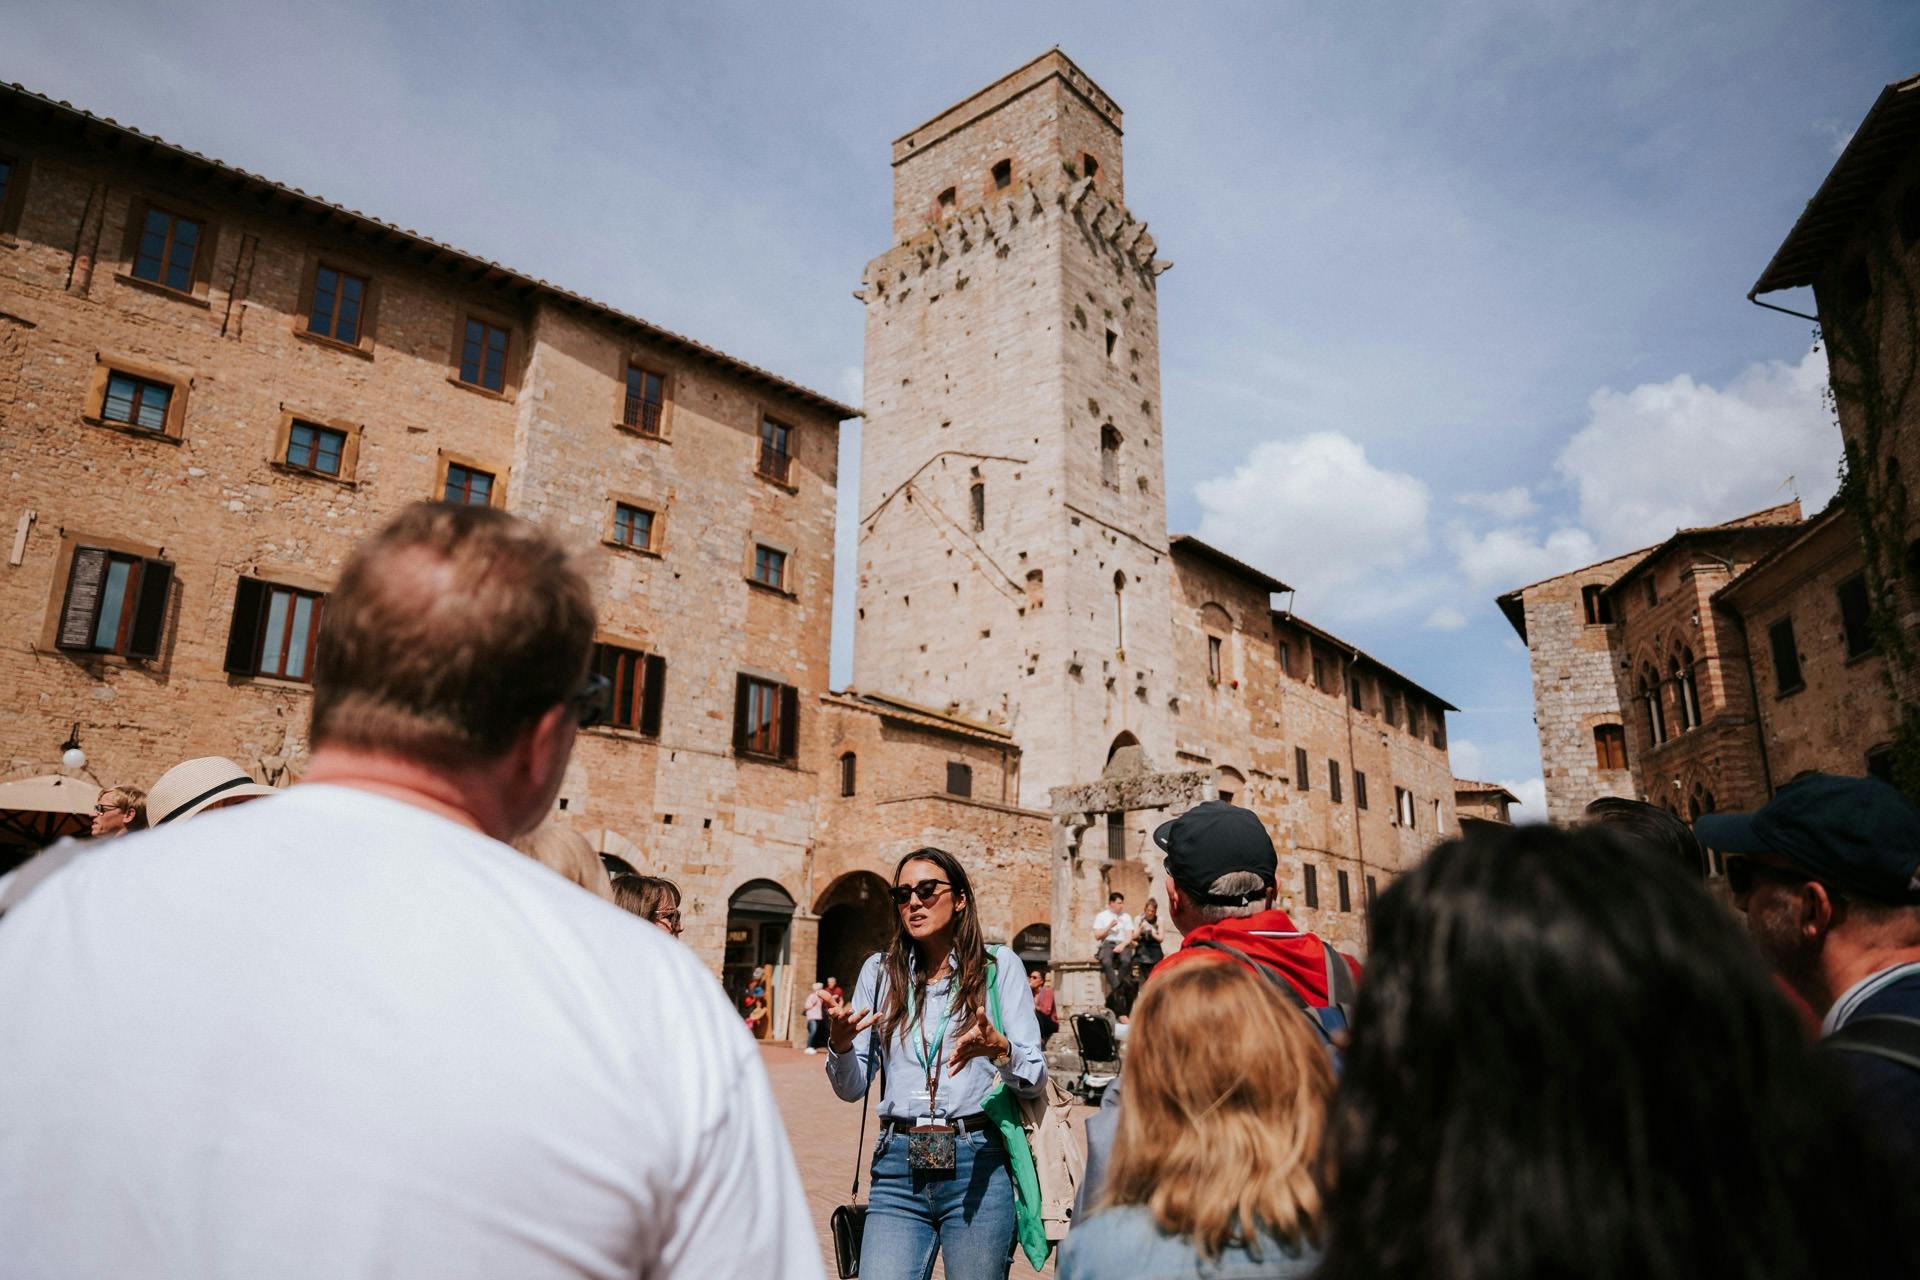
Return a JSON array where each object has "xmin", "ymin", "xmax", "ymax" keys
[
  {"xmin": 1101, "ymin": 957, "xmax": 1333, "ymax": 1260},
  {"xmin": 873, "ymin": 847, "xmax": 990, "ymax": 1056}
]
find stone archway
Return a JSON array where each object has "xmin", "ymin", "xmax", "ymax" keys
[
  {"xmin": 814, "ymin": 870, "xmax": 893, "ymax": 994},
  {"xmin": 724, "ymin": 879, "xmax": 795, "ymax": 1042}
]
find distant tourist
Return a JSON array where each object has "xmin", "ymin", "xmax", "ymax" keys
[
  {"xmin": 0, "ymin": 502, "xmax": 817, "ymax": 1278},
  {"xmin": 1029, "ymin": 966, "xmax": 1059, "ymax": 1044},
  {"xmin": 1058, "ymin": 959, "xmax": 1328, "ymax": 1279},
  {"xmin": 1093, "ymin": 890, "xmax": 1133, "ymax": 996},
  {"xmin": 1126, "ymin": 897, "xmax": 1165, "ymax": 969},
  {"xmin": 145, "ymin": 756, "xmax": 278, "ymax": 826},
  {"xmin": 1316, "ymin": 822, "xmax": 1918, "ymax": 1280},
  {"xmin": 824, "ymin": 846, "xmax": 1046, "ymax": 1280},
  {"xmin": 1702, "ymin": 774, "xmax": 1920, "ymax": 1166},
  {"xmin": 89, "ymin": 784, "xmax": 146, "ymax": 837},
  {"xmin": 804, "ymin": 980, "xmax": 828, "ymax": 1053}
]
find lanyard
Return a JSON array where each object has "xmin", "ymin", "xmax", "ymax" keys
[{"xmin": 906, "ymin": 984, "xmax": 954, "ymax": 1115}]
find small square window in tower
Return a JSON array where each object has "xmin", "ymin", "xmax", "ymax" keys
[
  {"xmin": 1207, "ymin": 635, "xmax": 1223, "ymax": 683},
  {"xmin": 1082, "ymin": 153, "xmax": 1099, "ymax": 182},
  {"xmin": 946, "ymin": 761, "xmax": 973, "ymax": 798},
  {"xmin": 1582, "ymin": 583, "xmax": 1614, "ymax": 625},
  {"xmin": 1100, "ymin": 425, "xmax": 1121, "ymax": 487},
  {"xmin": 969, "ymin": 480, "xmax": 985, "ymax": 532},
  {"xmin": 991, "ymin": 158, "xmax": 1012, "ymax": 190}
]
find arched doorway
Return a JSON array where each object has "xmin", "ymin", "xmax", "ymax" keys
[
  {"xmin": 724, "ymin": 879, "xmax": 795, "ymax": 1041},
  {"xmin": 815, "ymin": 871, "xmax": 893, "ymax": 995},
  {"xmin": 1012, "ymin": 923, "xmax": 1051, "ymax": 967}
]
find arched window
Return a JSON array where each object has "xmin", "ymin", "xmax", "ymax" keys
[
  {"xmin": 838, "ymin": 751, "xmax": 856, "ymax": 797},
  {"xmin": 1640, "ymin": 667, "xmax": 1667, "ymax": 745},
  {"xmin": 969, "ymin": 479, "xmax": 985, "ymax": 532},
  {"xmin": 1113, "ymin": 570, "xmax": 1127, "ymax": 653},
  {"xmin": 1679, "ymin": 647, "xmax": 1702, "ymax": 730},
  {"xmin": 1100, "ymin": 425, "xmax": 1121, "ymax": 487}
]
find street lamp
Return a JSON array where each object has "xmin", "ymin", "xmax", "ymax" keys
[{"xmin": 60, "ymin": 722, "xmax": 86, "ymax": 771}]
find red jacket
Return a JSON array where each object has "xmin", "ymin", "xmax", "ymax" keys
[{"xmin": 1149, "ymin": 908, "xmax": 1361, "ymax": 1005}]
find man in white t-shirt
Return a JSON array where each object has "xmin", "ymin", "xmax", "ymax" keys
[
  {"xmin": 0, "ymin": 503, "xmax": 820, "ymax": 1280},
  {"xmin": 1092, "ymin": 890, "xmax": 1134, "ymax": 996}
]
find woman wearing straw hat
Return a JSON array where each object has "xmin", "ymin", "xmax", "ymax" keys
[{"xmin": 145, "ymin": 757, "xmax": 279, "ymax": 827}]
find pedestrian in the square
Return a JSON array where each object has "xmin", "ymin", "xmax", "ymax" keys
[
  {"xmin": 1126, "ymin": 897, "xmax": 1165, "ymax": 969},
  {"xmin": 804, "ymin": 980, "xmax": 828, "ymax": 1053},
  {"xmin": 0, "ymin": 502, "xmax": 819, "ymax": 1279},
  {"xmin": 89, "ymin": 783, "xmax": 145, "ymax": 837},
  {"xmin": 1092, "ymin": 891, "xmax": 1132, "ymax": 996},
  {"xmin": 1028, "ymin": 966, "xmax": 1059, "ymax": 1044},
  {"xmin": 824, "ymin": 846, "xmax": 1046, "ymax": 1280},
  {"xmin": 1057, "ymin": 958, "xmax": 1329, "ymax": 1279},
  {"xmin": 1316, "ymin": 821, "xmax": 1919, "ymax": 1280}
]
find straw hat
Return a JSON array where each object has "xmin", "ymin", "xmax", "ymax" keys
[{"xmin": 147, "ymin": 756, "xmax": 280, "ymax": 827}]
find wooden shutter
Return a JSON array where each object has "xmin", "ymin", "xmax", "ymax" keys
[
  {"xmin": 778, "ymin": 684, "xmax": 800, "ymax": 760},
  {"xmin": 1295, "ymin": 747, "xmax": 1309, "ymax": 790},
  {"xmin": 732, "ymin": 675, "xmax": 751, "ymax": 754},
  {"xmin": 224, "ymin": 577, "xmax": 268, "ymax": 673},
  {"xmin": 56, "ymin": 547, "xmax": 109, "ymax": 650},
  {"xmin": 125, "ymin": 557, "xmax": 174, "ymax": 659},
  {"xmin": 639, "ymin": 653, "xmax": 667, "ymax": 737}
]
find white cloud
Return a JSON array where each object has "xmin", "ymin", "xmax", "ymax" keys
[
  {"xmin": 1423, "ymin": 605, "xmax": 1468, "ymax": 631},
  {"xmin": 1449, "ymin": 523, "xmax": 1600, "ymax": 593},
  {"xmin": 1194, "ymin": 432, "xmax": 1430, "ymax": 618},
  {"xmin": 1556, "ymin": 348, "xmax": 1838, "ymax": 552},
  {"xmin": 1448, "ymin": 738, "xmax": 1488, "ymax": 780},
  {"xmin": 1457, "ymin": 485, "xmax": 1538, "ymax": 521},
  {"xmin": 1501, "ymin": 776, "xmax": 1548, "ymax": 819}
]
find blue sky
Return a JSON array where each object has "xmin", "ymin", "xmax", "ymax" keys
[{"xmin": 15, "ymin": 1, "xmax": 1916, "ymax": 813}]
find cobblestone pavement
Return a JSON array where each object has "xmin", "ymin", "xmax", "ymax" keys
[{"xmin": 762, "ymin": 1044, "xmax": 1079, "ymax": 1278}]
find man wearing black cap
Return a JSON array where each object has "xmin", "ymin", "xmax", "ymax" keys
[
  {"xmin": 1700, "ymin": 773, "xmax": 1920, "ymax": 1162},
  {"xmin": 1147, "ymin": 799, "xmax": 1358, "ymax": 1008}
]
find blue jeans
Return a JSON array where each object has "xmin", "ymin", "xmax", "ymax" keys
[{"xmin": 861, "ymin": 1123, "xmax": 1016, "ymax": 1280}]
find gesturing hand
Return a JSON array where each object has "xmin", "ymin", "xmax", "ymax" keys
[
  {"xmin": 823, "ymin": 990, "xmax": 878, "ymax": 1055},
  {"xmin": 945, "ymin": 1000, "xmax": 1010, "ymax": 1072}
]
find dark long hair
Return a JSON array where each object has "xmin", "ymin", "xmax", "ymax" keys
[
  {"xmin": 1318, "ymin": 822, "xmax": 1918, "ymax": 1280},
  {"xmin": 874, "ymin": 847, "xmax": 990, "ymax": 1052}
]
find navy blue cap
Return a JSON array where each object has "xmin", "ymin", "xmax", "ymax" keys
[
  {"xmin": 1694, "ymin": 774, "xmax": 1920, "ymax": 902},
  {"xmin": 1152, "ymin": 800, "xmax": 1278, "ymax": 903}
]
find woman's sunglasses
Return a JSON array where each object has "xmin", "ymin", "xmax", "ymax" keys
[{"xmin": 890, "ymin": 879, "xmax": 952, "ymax": 907}]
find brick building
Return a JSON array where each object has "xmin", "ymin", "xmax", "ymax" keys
[
  {"xmin": 1455, "ymin": 780, "xmax": 1518, "ymax": 828},
  {"xmin": 853, "ymin": 52, "xmax": 1459, "ymax": 958}
]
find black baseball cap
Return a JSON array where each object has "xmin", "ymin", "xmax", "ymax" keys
[
  {"xmin": 1152, "ymin": 800, "xmax": 1278, "ymax": 904},
  {"xmin": 1694, "ymin": 774, "xmax": 1920, "ymax": 902}
]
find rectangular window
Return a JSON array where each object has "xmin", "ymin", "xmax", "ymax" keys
[
  {"xmin": 308, "ymin": 266, "xmax": 368, "ymax": 344},
  {"xmin": 1384, "ymin": 689, "xmax": 1401, "ymax": 728},
  {"xmin": 1312, "ymin": 654, "xmax": 1328, "ymax": 692},
  {"xmin": 458, "ymin": 317, "xmax": 510, "ymax": 392},
  {"xmin": 624, "ymin": 365, "xmax": 666, "ymax": 435},
  {"xmin": 1303, "ymin": 864, "xmax": 1319, "ymax": 910},
  {"xmin": 1395, "ymin": 786, "xmax": 1415, "ymax": 828},
  {"xmin": 1582, "ymin": 583, "xmax": 1614, "ymax": 625},
  {"xmin": 0, "ymin": 157, "xmax": 11, "ymax": 218},
  {"xmin": 1207, "ymin": 635, "xmax": 1223, "ymax": 682},
  {"xmin": 758, "ymin": 417, "xmax": 793, "ymax": 484},
  {"xmin": 132, "ymin": 206, "xmax": 201, "ymax": 292},
  {"xmin": 1644, "ymin": 577, "xmax": 1658, "ymax": 609},
  {"xmin": 1433, "ymin": 798, "xmax": 1443, "ymax": 830},
  {"xmin": 970, "ymin": 480, "xmax": 986, "ymax": 531},
  {"xmin": 1838, "ymin": 574, "xmax": 1876, "ymax": 659},
  {"xmin": 444, "ymin": 463, "xmax": 495, "ymax": 506},
  {"xmin": 223, "ymin": 580, "xmax": 324, "ymax": 682},
  {"xmin": 591, "ymin": 642, "xmax": 666, "ymax": 735},
  {"xmin": 101, "ymin": 371, "xmax": 172, "ymax": 432},
  {"xmin": 1431, "ymin": 713, "xmax": 1447, "ymax": 751},
  {"xmin": 1329, "ymin": 760, "xmax": 1343, "ymax": 804},
  {"xmin": 1277, "ymin": 639, "xmax": 1293, "ymax": 677},
  {"xmin": 285, "ymin": 421, "xmax": 346, "ymax": 476},
  {"xmin": 840, "ymin": 752, "xmax": 857, "ymax": 797},
  {"xmin": 1355, "ymin": 770, "xmax": 1369, "ymax": 810},
  {"xmin": 1338, "ymin": 869, "xmax": 1352, "ymax": 913},
  {"xmin": 1107, "ymin": 809, "xmax": 1126, "ymax": 860},
  {"xmin": 946, "ymin": 761, "xmax": 973, "ymax": 797},
  {"xmin": 1295, "ymin": 746, "xmax": 1310, "ymax": 791},
  {"xmin": 752, "ymin": 544, "xmax": 789, "ymax": 590},
  {"xmin": 1408, "ymin": 701, "xmax": 1424, "ymax": 738},
  {"xmin": 612, "ymin": 502, "xmax": 655, "ymax": 551},
  {"xmin": 55, "ymin": 545, "xmax": 173, "ymax": 659},
  {"xmin": 1366, "ymin": 874, "xmax": 1379, "ymax": 908},
  {"xmin": 1350, "ymin": 673, "xmax": 1365, "ymax": 710},
  {"xmin": 734, "ymin": 674, "xmax": 799, "ymax": 761},
  {"xmin": 1594, "ymin": 724, "xmax": 1629, "ymax": 771},
  {"xmin": 1769, "ymin": 617, "xmax": 1803, "ymax": 694}
]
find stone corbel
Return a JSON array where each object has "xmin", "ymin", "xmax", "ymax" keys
[
  {"xmin": 1150, "ymin": 259, "xmax": 1174, "ymax": 276},
  {"xmin": 1067, "ymin": 176, "xmax": 1096, "ymax": 212},
  {"xmin": 1121, "ymin": 220, "xmax": 1148, "ymax": 254}
]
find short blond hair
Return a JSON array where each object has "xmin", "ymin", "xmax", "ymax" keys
[
  {"xmin": 511, "ymin": 822, "xmax": 615, "ymax": 902},
  {"xmin": 1101, "ymin": 957, "xmax": 1332, "ymax": 1259}
]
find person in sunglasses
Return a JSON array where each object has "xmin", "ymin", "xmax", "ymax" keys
[
  {"xmin": 1701, "ymin": 773, "xmax": 1920, "ymax": 1166},
  {"xmin": 823, "ymin": 846, "xmax": 1046, "ymax": 1279},
  {"xmin": 0, "ymin": 503, "xmax": 817, "ymax": 1279},
  {"xmin": 89, "ymin": 784, "xmax": 146, "ymax": 838}
]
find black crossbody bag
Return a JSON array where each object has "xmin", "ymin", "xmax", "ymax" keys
[{"xmin": 830, "ymin": 1045, "xmax": 883, "ymax": 1279}]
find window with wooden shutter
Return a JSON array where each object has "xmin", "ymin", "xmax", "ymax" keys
[
  {"xmin": 1303, "ymin": 864, "xmax": 1319, "ymax": 909},
  {"xmin": 640, "ymin": 653, "xmax": 667, "ymax": 737},
  {"xmin": 224, "ymin": 577, "xmax": 324, "ymax": 680},
  {"xmin": 1329, "ymin": 759, "xmax": 1342, "ymax": 804},
  {"xmin": 55, "ymin": 545, "xmax": 173, "ymax": 658},
  {"xmin": 1338, "ymin": 869, "xmax": 1352, "ymax": 913},
  {"xmin": 1355, "ymin": 770, "xmax": 1369, "ymax": 810},
  {"xmin": 946, "ymin": 762, "xmax": 973, "ymax": 797},
  {"xmin": 839, "ymin": 752, "xmax": 857, "ymax": 797},
  {"xmin": 592, "ymin": 643, "xmax": 666, "ymax": 735},
  {"xmin": 736, "ymin": 675, "xmax": 797, "ymax": 761},
  {"xmin": 1295, "ymin": 747, "xmax": 1309, "ymax": 791},
  {"xmin": 225, "ymin": 577, "xmax": 269, "ymax": 673}
]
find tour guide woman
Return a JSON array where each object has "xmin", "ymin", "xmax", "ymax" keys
[{"xmin": 824, "ymin": 846, "xmax": 1046, "ymax": 1279}]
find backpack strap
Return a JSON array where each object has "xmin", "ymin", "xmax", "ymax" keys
[
  {"xmin": 1321, "ymin": 940, "xmax": 1358, "ymax": 1007},
  {"xmin": 0, "ymin": 841, "xmax": 89, "ymax": 920},
  {"xmin": 1824, "ymin": 1015, "xmax": 1920, "ymax": 1073}
]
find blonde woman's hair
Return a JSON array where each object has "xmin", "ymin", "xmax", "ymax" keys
[
  {"xmin": 1100, "ymin": 957, "xmax": 1333, "ymax": 1260},
  {"xmin": 511, "ymin": 822, "xmax": 615, "ymax": 902}
]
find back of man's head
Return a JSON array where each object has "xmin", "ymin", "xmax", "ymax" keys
[{"xmin": 312, "ymin": 503, "xmax": 595, "ymax": 768}]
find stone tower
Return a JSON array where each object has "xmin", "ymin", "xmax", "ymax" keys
[{"xmin": 854, "ymin": 51, "xmax": 1177, "ymax": 808}]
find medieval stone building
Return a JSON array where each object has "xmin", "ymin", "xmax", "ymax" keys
[{"xmin": 0, "ymin": 52, "xmax": 1461, "ymax": 1036}]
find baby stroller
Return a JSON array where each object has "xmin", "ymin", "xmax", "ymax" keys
[{"xmin": 1069, "ymin": 1012, "xmax": 1121, "ymax": 1104}]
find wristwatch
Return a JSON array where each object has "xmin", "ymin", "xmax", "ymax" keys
[{"xmin": 990, "ymin": 1042, "xmax": 1012, "ymax": 1070}]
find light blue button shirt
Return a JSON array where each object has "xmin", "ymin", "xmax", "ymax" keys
[{"xmin": 826, "ymin": 944, "xmax": 1045, "ymax": 1119}]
